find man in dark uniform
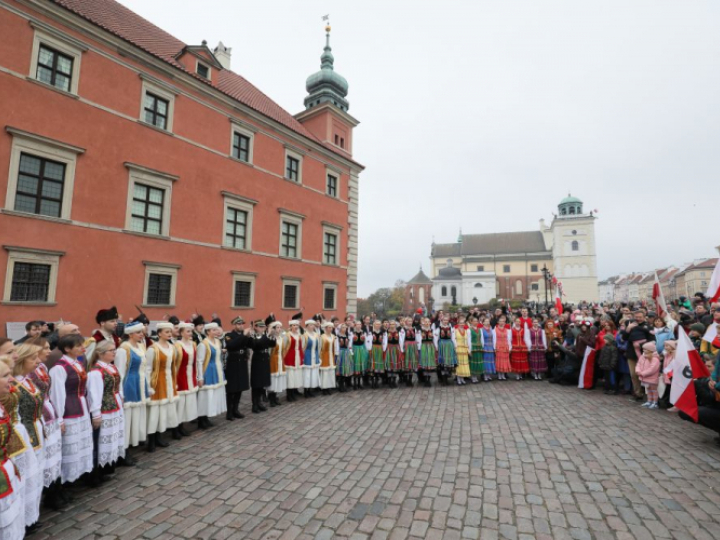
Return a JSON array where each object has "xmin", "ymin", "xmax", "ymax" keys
[
  {"xmin": 191, "ymin": 315, "xmax": 206, "ymax": 345},
  {"xmin": 250, "ymin": 318, "xmax": 280, "ymax": 413},
  {"xmin": 224, "ymin": 316, "xmax": 253, "ymax": 420}
]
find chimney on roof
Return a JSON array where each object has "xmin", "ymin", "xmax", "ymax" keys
[{"xmin": 213, "ymin": 41, "xmax": 232, "ymax": 70}]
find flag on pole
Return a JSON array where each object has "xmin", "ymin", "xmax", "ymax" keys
[
  {"xmin": 578, "ymin": 347, "xmax": 596, "ymax": 389},
  {"xmin": 706, "ymin": 258, "xmax": 720, "ymax": 303},
  {"xmin": 670, "ymin": 326, "xmax": 711, "ymax": 422},
  {"xmin": 555, "ymin": 282, "xmax": 564, "ymax": 315},
  {"xmin": 652, "ymin": 271, "xmax": 668, "ymax": 319}
]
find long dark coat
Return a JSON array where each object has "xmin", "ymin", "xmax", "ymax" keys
[
  {"xmin": 250, "ymin": 334, "xmax": 277, "ymax": 389},
  {"xmin": 224, "ymin": 331, "xmax": 252, "ymax": 393}
]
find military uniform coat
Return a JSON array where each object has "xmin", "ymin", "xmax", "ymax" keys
[
  {"xmin": 250, "ymin": 334, "xmax": 277, "ymax": 389},
  {"xmin": 224, "ymin": 331, "xmax": 252, "ymax": 393}
]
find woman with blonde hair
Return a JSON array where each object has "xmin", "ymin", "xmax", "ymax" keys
[
  {"xmin": 0, "ymin": 357, "xmax": 25, "ymax": 540},
  {"xmin": 87, "ymin": 340, "xmax": 125, "ymax": 483}
]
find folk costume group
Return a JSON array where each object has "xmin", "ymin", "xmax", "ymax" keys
[{"xmin": 0, "ymin": 305, "xmax": 549, "ymax": 540}]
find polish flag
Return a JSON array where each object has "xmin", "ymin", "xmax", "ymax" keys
[
  {"xmin": 670, "ymin": 327, "xmax": 711, "ymax": 422},
  {"xmin": 706, "ymin": 258, "xmax": 720, "ymax": 303},
  {"xmin": 555, "ymin": 283, "xmax": 564, "ymax": 315},
  {"xmin": 652, "ymin": 271, "xmax": 668, "ymax": 319},
  {"xmin": 577, "ymin": 347, "xmax": 596, "ymax": 389}
]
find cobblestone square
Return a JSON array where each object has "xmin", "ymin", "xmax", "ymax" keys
[{"xmin": 36, "ymin": 383, "xmax": 720, "ymax": 540}]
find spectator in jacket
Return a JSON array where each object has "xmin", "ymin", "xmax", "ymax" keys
[
  {"xmin": 621, "ymin": 311, "xmax": 656, "ymax": 401},
  {"xmin": 700, "ymin": 304, "xmax": 720, "ymax": 360},
  {"xmin": 653, "ymin": 318, "xmax": 674, "ymax": 355},
  {"xmin": 637, "ymin": 342, "xmax": 661, "ymax": 409},
  {"xmin": 13, "ymin": 320, "xmax": 43, "ymax": 345},
  {"xmin": 598, "ymin": 334, "xmax": 619, "ymax": 394}
]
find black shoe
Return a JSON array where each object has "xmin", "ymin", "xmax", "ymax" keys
[
  {"xmin": 178, "ymin": 423, "xmax": 190, "ymax": 437},
  {"xmin": 147, "ymin": 435, "xmax": 156, "ymax": 453},
  {"xmin": 119, "ymin": 455, "xmax": 137, "ymax": 467},
  {"xmin": 155, "ymin": 434, "xmax": 169, "ymax": 448},
  {"xmin": 171, "ymin": 428, "xmax": 182, "ymax": 440},
  {"xmin": 26, "ymin": 523, "xmax": 41, "ymax": 535},
  {"xmin": 226, "ymin": 411, "xmax": 235, "ymax": 421},
  {"xmin": 258, "ymin": 402, "xmax": 267, "ymax": 412},
  {"xmin": 252, "ymin": 405, "xmax": 260, "ymax": 414},
  {"xmin": 233, "ymin": 410, "xmax": 245, "ymax": 419}
]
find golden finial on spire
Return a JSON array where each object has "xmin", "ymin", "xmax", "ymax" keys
[{"xmin": 322, "ymin": 14, "xmax": 331, "ymax": 33}]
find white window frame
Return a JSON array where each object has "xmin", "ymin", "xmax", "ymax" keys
[
  {"xmin": 231, "ymin": 271, "xmax": 256, "ymax": 309},
  {"xmin": 3, "ymin": 246, "xmax": 64, "ymax": 304},
  {"xmin": 325, "ymin": 166, "xmax": 341, "ymax": 198},
  {"xmin": 322, "ymin": 223, "xmax": 342, "ymax": 266},
  {"xmin": 142, "ymin": 261, "xmax": 179, "ymax": 308},
  {"xmin": 284, "ymin": 147, "xmax": 304, "ymax": 184},
  {"xmin": 229, "ymin": 123, "xmax": 255, "ymax": 165},
  {"xmin": 222, "ymin": 192, "xmax": 256, "ymax": 251},
  {"xmin": 139, "ymin": 75, "xmax": 177, "ymax": 133},
  {"xmin": 5, "ymin": 127, "xmax": 84, "ymax": 221},
  {"xmin": 29, "ymin": 23, "xmax": 86, "ymax": 96},
  {"xmin": 323, "ymin": 282, "xmax": 338, "ymax": 311},
  {"xmin": 124, "ymin": 163, "xmax": 177, "ymax": 238},
  {"xmin": 279, "ymin": 210, "xmax": 304, "ymax": 259},
  {"xmin": 282, "ymin": 277, "xmax": 301, "ymax": 310}
]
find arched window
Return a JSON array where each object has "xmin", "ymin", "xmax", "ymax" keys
[
  {"xmin": 474, "ymin": 283, "xmax": 483, "ymax": 288},
  {"xmin": 561, "ymin": 208, "xmax": 567, "ymax": 215},
  {"xmin": 569, "ymin": 207, "xmax": 576, "ymax": 215},
  {"xmin": 441, "ymin": 286, "xmax": 447, "ymax": 296},
  {"xmin": 410, "ymin": 289, "xmax": 414, "ymax": 298},
  {"xmin": 572, "ymin": 241, "xmax": 579, "ymax": 251},
  {"xmin": 451, "ymin": 286, "xmax": 457, "ymax": 297},
  {"xmin": 515, "ymin": 280, "xmax": 523, "ymax": 296},
  {"xmin": 419, "ymin": 287, "xmax": 425, "ymax": 303}
]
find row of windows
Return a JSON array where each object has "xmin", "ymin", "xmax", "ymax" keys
[
  {"xmin": 474, "ymin": 264, "xmax": 543, "ymax": 273},
  {"xmin": 30, "ymin": 36, "xmax": 343, "ymax": 198},
  {"xmin": 5, "ymin": 256, "xmax": 339, "ymax": 311},
  {"xmin": 6, "ymin": 136, "xmax": 343, "ymax": 266},
  {"xmin": 438, "ymin": 280, "xmax": 541, "ymax": 298}
]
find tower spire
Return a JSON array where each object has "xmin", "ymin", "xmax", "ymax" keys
[{"xmin": 303, "ymin": 19, "xmax": 349, "ymax": 111}]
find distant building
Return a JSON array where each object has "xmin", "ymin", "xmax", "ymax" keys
[{"xmin": 402, "ymin": 267, "xmax": 433, "ymax": 314}]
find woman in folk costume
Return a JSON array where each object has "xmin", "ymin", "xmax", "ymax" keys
[
  {"xmin": 369, "ymin": 320, "xmax": 386, "ymax": 389},
  {"xmin": 26, "ymin": 337, "xmax": 62, "ymax": 507},
  {"xmin": 453, "ymin": 315, "xmax": 472, "ymax": 385},
  {"xmin": 144, "ymin": 323, "xmax": 180, "ymax": 451},
  {"xmin": 351, "ymin": 321, "xmax": 370, "ymax": 390},
  {"xmin": 544, "ymin": 319, "xmax": 564, "ymax": 379},
  {"xmin": 526, "ymin": 318, "xmax": 548, "ymax": 380},
  {"xmin": 196, "ymin": 322, "xmax": 226, "ymax": 428},
  {"xmin": 174, "ymin": 322, "xmax": 199, "ymax": 436},
  {"xmin": 86, "ymin": 341, "xmax": 125, "ymax": 485},
  {"xmin": 0, "ymin": 359, "xmax": 25, "ymax": 540},
  {"xmin": 8, "ymin": 345, "xmax": 44, "ymax": 531},
  {"xmin": 400, "ymin": 317, "xmax": 420, "ymax": 387},
  {"xmin": 436, "ymin": 314, "xmax": 456, "ymax": 386},
  {"xmin": 302, "ymin": 320, "xmax": 321, "ymax": 398},
  {"xmin": 384, "ymin": 321, "xmax": 403, "ymax": 389},
  {"xmin": 418, "ymin": 317, "xmax": 437, "ymax": 387},
  {"xmin": 510, "ymin": 318, "xmax": 530, "ymax": 380},
  {"xmin": 115, "ymin": 321, "xmax": 149, "ymax": 454},
  {"xmin": 493, "ymin": 316, "xmax": 512, "ymax": 380},
  {"xmin": 282, "ymin": 320, "xmax": 305, "ymax": 402},
  {"xmin": 467, "ymin": 316, "xmax": 484, "ymax": 383},
  {"xmin": 336, "ymin": 324, "xmax": 353, "ymax": 392},
  {"xmin": 479, "ymin": 318, "xmax": 496, "ymax": 381},
  {"xmin": 319, "ymin": 322, "xmax": 338, "ymax": 394},
  {"xmin": 267, "ymin": 318, "xmax": 285, "ymax": 407}
]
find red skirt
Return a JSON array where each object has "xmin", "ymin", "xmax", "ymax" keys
[{"xmin": 510, "ymin": 349, "xmax": 530, "ymax": 374}]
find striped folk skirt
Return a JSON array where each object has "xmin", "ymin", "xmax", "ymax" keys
[
  {"xmin": 482, "ymin": 350, "xmax": 496, "ymax": 374},
  {"xmin": 369, "ymin": 345, "xmax": 385, "ymax": 373},
  {"xmin": 510, "ymin": 350, "xmax": 530, "ymax": 374},
  {"xmin": 495, "ymin": 347, "xmax": 511, "ymax": 373},
  {"xmin": 438, "ymin": 339, "xmax": 457, "ymax": 367},
  {"xmin": 469, "ymin": 350, "xmax": 484, "ymax": 376},
  {"xmin": 352, "ymin": 345, "xmax": 368, "ymax": 374},
  {"xmin": 419, "ymin": 343, "xmax": 437, "ymax": 370},
  {"xmin": 529, "ymin": 350, "xmax": 548, "ymax": 373},
  {"xmin": 404, "ymin": 345, "xmax": 419, "ymax": 372},
  {"xmin": 337, "ymin": 349, "xmax": 354, "ymax": 377},
  {"xmin": 385, "ymin": 344, "xmax": 403, "ymax": 373}
]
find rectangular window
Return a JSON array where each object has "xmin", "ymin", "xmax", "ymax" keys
[
  {"xmin": 225, "ymin": 207, "xmax": 247, "ymax": 249},
  {"xmin": 36, "ymin": 45, "xmax": 73, "ymax": 92},
  {"xmin": 10, "ymin": 262, "xmax": 51, "ymax": 302},
  {"xmin": 281, "ymin": 221, "xmax": 298, "ymax": 258},
  {"xmin": 130, "ymin": 182, "xmax": 165, "ymax": 235},
  {"xmin": 334, "ymin": 134, "xmax": 339, "ymax": 145},
  {"xmin": 197, "ymin": 63, "xmax": 209, "ymax": 79},
  {"xmin": 324, "ymin": 287, "xmax": 336, "ymax": 310},
  {"xmin": 503, "ymin": 265, "xmax": 511, "ymax": 273},
  {"xmin": 286, "ymin": 155, "xmax": 299, "ymax": 182},
  {"xmin": 143, "ymin": 92, "xmax": 169, "ymax": 130},
  {"xmin": 324, "ymin": 232, "xmax": 337, "ymax": 265},
  {"xmin": 234, "ymin": 280, "xmax": 252, "ymax": 308},
  {"xmin": 232, "ymin": 132, "xmax": 250, "ymax": 162},
  {"xmin": 14, "ymin": 153, "xmax": 66, "ymax": 218},
  {"xmin": 146, "ymin": 273, "xmax": 172, "ymax": 305},
  {"xmin": 531, "ymin": 283, "xmax": 539, "ymax": 291},
  {"xmin": 477, "ymin": 266, "xmax": 484, "ymax": 272},
  {"xmin": 340, "ymin": 137, "xmax": 345, "ymax": 149},
  {"xmin": 326, "ymin": 174, "xmax": 338, "ymax": 197},
  {"xmin": 531, "ymin": 264, "xmax": 538, "ymax": 272},
  {"xmin": 283, "ymin": 283, "xmax": 298, "ymax": 309}
]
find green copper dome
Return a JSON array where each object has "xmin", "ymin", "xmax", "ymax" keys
[
  {"xmin": 558, "ymin": 193, "xmax": 583, "ymax": 217},
  {"xmin": 560, "ymin": 194, "xmax": 582, "ymax": 205},
  {"xmin": 304, "ymin": 28, "xmax": 349, "ymax": 111}
]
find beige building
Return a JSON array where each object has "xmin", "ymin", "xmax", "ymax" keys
[{"xmin": 673, "ymin": 259, "xmax": 718, "ymax": 300}]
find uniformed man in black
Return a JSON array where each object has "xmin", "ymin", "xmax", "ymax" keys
[
  {"xmin": 224, "ymin": 316, "xmax": 253, "ymax": 420},
  {"xmin": 250, "ymin": 318, "xmax": 280, "ymax": 413}
]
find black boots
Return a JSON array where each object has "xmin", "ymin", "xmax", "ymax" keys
[
  {"xmin": 269, "ymin": 392, "xmax": 282, "ymax": 406},
  {"xmin": 226, "ymin": 394, "xmax": 235, "ymax": 421},
  {"xmin": 252, "ymin": 389, "xmax": 268, "ymax": 413},
  {"xmin": 198, "ymin": 416, "xmax": 213, "ymax": 429},
  {"xmin": 44, "ymin": 480, "xmax": 66, "ymax": 511},
  {"xmin": 177, "ymin": 423, "xmax": 190, "ymax": 437},
  {"xmin": 226, "ymin": 392, "xmax": 244, "ymax": 420},
  {"xmin": 171, "ymin": 427, "xmax": 182, "ymax": 440}
]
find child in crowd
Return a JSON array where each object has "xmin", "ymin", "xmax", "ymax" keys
[
  {"xmin": 598, "ymin": 333, "xmax": 618, "ymax": 394},
  {"xmin": 637, "ymin": 342, "xmax": 661, "ymax": 409}
]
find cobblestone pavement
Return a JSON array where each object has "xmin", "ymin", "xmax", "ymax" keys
[{"xmin": 36, "ymin": 382, "xmax": 720, "ymax": 540}]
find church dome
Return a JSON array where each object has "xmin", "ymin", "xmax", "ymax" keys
[
  {"xmin": 303, "ymin": 25, "xmax": 350, "ymax": 111},
  {"xmin": 558, "ymin": 193, "xmax": 583, "ymax": 217},
  {"xmin": 560, "ymin": 195, "xmax": 582, "ymax": 205}
]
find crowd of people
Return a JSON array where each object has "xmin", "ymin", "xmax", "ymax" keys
[{"xmin": 0, "ymin": 294, "xmax": 718, "ymax": 539}]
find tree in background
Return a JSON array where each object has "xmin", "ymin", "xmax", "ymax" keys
[{"xmin": 357, "ymin": 280, "xmax": 406, "ymax": 319}]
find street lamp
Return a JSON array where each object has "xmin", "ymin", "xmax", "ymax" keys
[{"xmin": 541, "ymin": 265, "xmax": 550, "ymax": 308}]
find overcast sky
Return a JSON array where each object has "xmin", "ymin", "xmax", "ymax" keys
[{"xmin": 120, "ymin": 0, "xmax": 720, "ymax": 296}]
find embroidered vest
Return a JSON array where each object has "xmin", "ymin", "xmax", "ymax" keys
[
  {"xmin": 56, "ymin": 357, "xmax": 87, "ymax": 419},
  {"xmin": 352, "ymin": 332, "xmax": 365, "ymax": 346},
  {"xmin": 16, "ymin": 380, "xmax": 43, "ymax": 449},
  {"xmin": 0, "ymin": 404, "xmax": 18, "ymax": 499},
  {"xmin": 0, "ymin": 390, "xmax": 27, "ymax": 458},
  {"xmin": 421, "ymin": 329, "xmax": 434, "ymax": 343},
  {"xmin": 387, "ymin": 331, "xmax": 400, "ymax": 345},
  {"xmin": 92, "ymin": 364, "xmax": 121, "ymax": 413},
  {"xmin": 439, "ymin": 326, "xmax": 452, "ymax": 340},
  {"xmin": 338, "ymin": 335, "xmax": 350, "ymax": 350},
  {"xmin": 29, "ymin": 365, "xmax": 53, "ymax": 423}
]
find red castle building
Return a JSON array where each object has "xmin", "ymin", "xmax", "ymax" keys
[{"xmin": 0, "ymin": 0, "xmax": 362, "ymax": 332}]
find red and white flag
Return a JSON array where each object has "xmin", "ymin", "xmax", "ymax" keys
[
  {"xmin": 652, "ymin": 271, "xmax": 668, "ymax": 319},
  {"xmin": 706, "ymin": 258, "xmax": 720, "ymax": 303},
  {"xmin": 670, "ymin": 327, "xmax": 711, "ymax": 422},
  {"xmin": 577, "ymin": 347, "xmax": 596, "ymax": 389},
  {"xmin": 555, "ymin": 282, "xmax": 564, "ymax": 316}
]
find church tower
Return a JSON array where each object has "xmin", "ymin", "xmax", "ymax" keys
[
  {"xmin": 295, "ymin": 23, "xmax": 359, "ymax": 157},
  {"xmin": 549, "ymin": 195, "xmax": 599, "ymax": 303}
]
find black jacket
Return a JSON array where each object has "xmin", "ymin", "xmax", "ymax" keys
[
  {"xmin": 620, "ymin": 322, "xmax": 655, "ymax": 361},
  {"xmin": 224, "ymin": 331, "xmax": 253, "ymax": 392},
  {"xmin": 250, "ymin": 334, "xmax": 277, "ymax": 388}
]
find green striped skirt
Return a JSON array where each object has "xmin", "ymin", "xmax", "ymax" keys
[
  {"xmin": 385, "ymin": 344, "xmax": 402, "ymax": 372},
  {"xmin": 419, "ymin": 343, "xmax": 437, "ymax": 370},
  {"xmin": 352, "ymin": 345, "xmax": 368, "ymax": 374},
  {"xmin": 404, "ymin": 345, "xmax": 419, "ymax": 372},
  {"xmin": 370, "ymin": 344, "xmax": 385, "ymax": 373},
  {"xmin": 337, "ymin": 348, "xmax": 353, "ymax": 377},
  {"xmin": 469, "ymin": 350, "xmax": 484, "ymax": 376},
  {"xmin": 438, "ymin": 339, "xmax": 457, "ymax": 367}
]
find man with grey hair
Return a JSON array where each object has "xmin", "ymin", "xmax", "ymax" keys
[{"xmin": 46, "ymin": 323, "xmax": 81, "ymax": 369}]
